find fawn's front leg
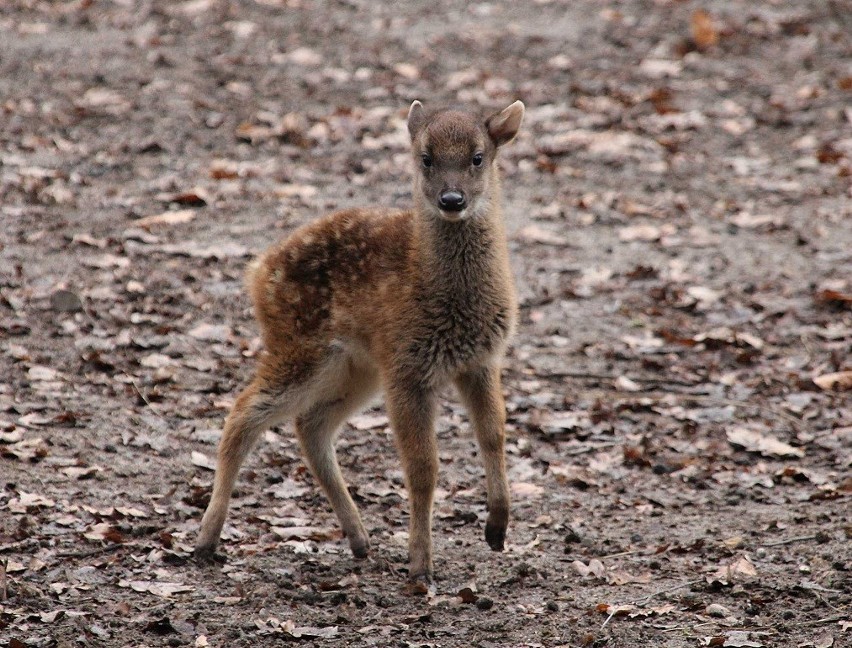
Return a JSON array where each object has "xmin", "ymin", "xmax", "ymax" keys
[
  {"xmin": 386, "ymin": 384, "xmax": 438, "ymax": 585},
  {"xmin": 455, "ymin": 363, "xmax": 510, "ymax": 551}
]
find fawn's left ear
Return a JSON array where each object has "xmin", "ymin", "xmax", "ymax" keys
[
  {"xmin": 408, "ymin": 100, "xmax": 426, "ymax": 140},
  {"xmin": 486, "ymin": 100, "xmax": 525, "ymax": 147}
]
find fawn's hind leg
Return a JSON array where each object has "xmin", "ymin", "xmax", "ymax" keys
[
  {"xmin": 195, "ymin": 353, "xmax": 320, "ymax": 559},
  {"xmin": 295, "ymin": 359, "xmax": 381, "ymax": 559},
  {"xmin": 195, "ymin": 380, "xmax": 285, "ymax": 558}
]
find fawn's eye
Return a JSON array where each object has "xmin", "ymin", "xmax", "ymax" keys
[
  {"xmin": 472, "ymin": 152, "xmax": 484, "ymax": 167},
  {"xmin": 421, "ymin": 153, "xmax": 433, "ymax": 168}
]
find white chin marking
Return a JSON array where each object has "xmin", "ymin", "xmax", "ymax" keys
[{"xmin": 439, "ymin": 209, "xmax": 467, "ymax": 222}]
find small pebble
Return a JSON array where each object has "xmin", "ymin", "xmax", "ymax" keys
[
  {"xmin": 476, "ymin": 596, "xmax": 494, "ymax": 611},
  {"xmin": 706, "ymin": 603, "xmax": 732, "ymax": 618},
  {"xmin": 564, "ymin": 528, "xmax": 581, "ymax": 544},
  {"xmin": 50, "ymin": 289, "xmax": 83, "ymax": 313}
]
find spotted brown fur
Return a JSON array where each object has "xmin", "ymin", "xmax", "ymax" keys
[{"xmin": 196, "ymin": 100, "xmax": 526, "ymax": 587}]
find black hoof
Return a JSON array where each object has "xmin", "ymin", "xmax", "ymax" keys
[
  {"xmin": 485, "ymin": 522, "xmax": 506, "ymax": 551},
  {"xmin": 351, "ymin": 542, "xmax": 369, "ymax": 561},
  {"xmin": 193, "ymin": 546, "xmax": 226, "ymax": 564}
]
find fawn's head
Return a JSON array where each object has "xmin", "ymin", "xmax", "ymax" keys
[{"xmin": 407, "ymin": 100, "xmax": 524, "ymax": 223}]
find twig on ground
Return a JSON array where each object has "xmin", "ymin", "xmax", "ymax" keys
[
  {"xmin": 597, "ymin": 549, "xmax": 643, "ymax": 560},
  {"xmin": 602, "ymin": 578, "xmax": 704, "ymax": 629},
  {"xmin": 761, "ymin": 534, "xmax": 816, "ymax": 547},
  {"xmin": 0, "ymin": 539, "xmax": 41, "ymax": 554},
  {"xmin": 542, "ymin": 370, "xmax": 700, "ymax": 387},
  {"xmin": 56, "ymin": 543, "xmax": 126, "ymax": 559},
  {"xmin": 1, "ymin": 559, "xmax": 7, "ymax": 602},
  {"xmin": 636, "ymin": 578, "xmax": 704, "ymax": 605},
  {"xmin": 812, "ymin": 590, "xmax": 845, "ymax": 614},
  {"xmin": 800, "ymin": 613, "xmax": 850, "ymax": 627},
  {"xmin": 564, "ymin": 441, "xmax": 619, "ymax": 456}
]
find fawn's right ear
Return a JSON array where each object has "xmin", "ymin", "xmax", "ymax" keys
[{"xmin": 407, "ymin": 100, "xmax": 425, "ymax": 140}]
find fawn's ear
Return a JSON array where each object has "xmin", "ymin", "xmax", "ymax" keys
[
  {"xmin": 407, "ymin": 100, "xmax": 426, "ymax": 140},
  {"xmin": 486, "ymin": 100, "xmax": 525, "ymax": 147}
]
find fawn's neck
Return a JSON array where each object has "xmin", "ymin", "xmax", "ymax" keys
[{"xmin": 414, "ymin": 193, "xmax": 511, "ymax": 297}]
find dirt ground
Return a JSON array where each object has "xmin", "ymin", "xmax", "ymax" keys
[{"xmin": 1, "ymin": 1, "xmax": 850, "ymax": 646}]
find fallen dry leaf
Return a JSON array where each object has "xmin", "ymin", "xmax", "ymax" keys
[
  {"xmin": 82, "ymin": 253, "xmax": 130, "ymax": 269},
  {"xmin": 573, "ymin": 559, "xmax": 606, "ymax": 579},
  {"xmin": 708, "ymin": 555, "xmax": 758, "ymax": 584},
  {"xmin": 691, "ymin": 10, "xmax": 719, "ymax": 50},
  {"xmin": 0, "ymin": 430, "xmax": 23, "ymax": 443},
  {"xmin": 814, "ymin": 632, "xmax": 834, "ymax": 648},
  {"xmin": 393, "ymin": 62, "xmax": 419, "ymax": 80},
  {"xmin": 511, "ymin": 482, "xmax": 544, "ymax": 499},
  {"xmin": 607, "ymin": 569, "xmax": 652, "ymax": 585},
  {"xmin": 627, "ymin": 603, "xmax": 676, "ymax": 619},
  {"xmin": 156, "ymin": 189, "xmax": 208, "ymax": 206},
  {"xmin": 619, "ymin": 223, "xmax": 663, "ymax": 242},
  {"xmin": 515, "ymin": 224, "xmax": 571, "ymax": 246},
  {"xmin": 7, "ymin": 491, "xmax": 55, "ymax": 513},
  {"xmin": 721, "ymin": 630, "xmax": 763, "ymax": 647},
  {"xmin": 286, "ymin": 47, "xmax": 323, "ymax": 66},
  {"xmin": 726, "ymin": 427, "xmax": 804, "ymax": 459},
  {"xmin": 28, "ymin": 366, "xmax": 58, "ymax": 381},
  {"xmin": 140, "ymin": 353, "xmax": 173, "ymax": 369},
  {"xmin": 191, "ymin": 451, "xmax": 216, "ymax": 471},
  {"xmin": 614, "ymin": 375, "xmax": 642, "ymax": 392},
  {"xmin": 270, "ymin": 526, "xmax": 339, "ymax": 541},
  {"xmin": 83, "ymin": 522, "xmax": 125, "ymax": 543},
  {"xmin": 597, "ymin": 602, "xmax": 635, "ymax": 617},
  {"xmin": 348, "ymin": 413, "xmax": 389, "ymax": 430},
  {"xmin": 155, "ymin": 241, "xmax": 249, "ymax": 259},
  {"xmin": 812, "ymin": 371, "xmax": 852, "ymax": 392},
  {"xmin": 815, "ymin": 289, "xmax": 852, "ymax": 306},
  {"xmin": 188, "ymin": 322, "xmax": 232, "ymax": 342},
  {"xmin": 729, "ymin": 212, "xmax": 782, "ymax": 229},
  {"xmin": 1, "ymin": 437, "xmax": 49, "ymax": 462},
  {"xmin": 62, "ymin": 465, "xmax": 101, "ymax": 479},
  {"xmin": 135, "ymin": 209, "xmax": 197, "ymax": 228}
]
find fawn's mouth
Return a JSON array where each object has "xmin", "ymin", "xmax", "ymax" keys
[{"xmin": 437, "ymin": 208, "xmax": 468, "ymax": 222}]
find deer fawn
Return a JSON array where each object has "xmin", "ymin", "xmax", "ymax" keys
[{"xmin": 195, "ymin": 100, "xmax": 525, "ymax": 585}]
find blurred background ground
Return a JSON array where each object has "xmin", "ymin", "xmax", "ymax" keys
[{"xmin": 1, "ymin": 1, "xmax": 850, "ymax": 646}]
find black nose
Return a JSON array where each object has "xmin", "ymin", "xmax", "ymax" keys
[{"xmin": 438, "ymin": 190, "xmax": 466, "ymax": 212}]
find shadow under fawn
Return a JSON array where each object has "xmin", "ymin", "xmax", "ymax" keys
[{"xmin": 195, "ymin": 100, "xmax": 525, "ymax": 586}]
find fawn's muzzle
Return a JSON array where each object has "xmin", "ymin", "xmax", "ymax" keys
[{"xmin": 438, "ymin": 190, "xmax": 466, "ymax": 212}]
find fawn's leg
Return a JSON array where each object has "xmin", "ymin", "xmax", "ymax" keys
[
  {"xmin": 386, "ymin": 384, "xmax": 438, "ymax": 584},
  {"xmin": 195, "ymin": 378, "xmax": 292, "ymax": 558},
  {"xmin": 295, "ymin": 361, "xmax": 380, "ymax": 559},
  {"xmin": 455, "ymin": 363, "xmax": 510, "ymax": 551}
]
